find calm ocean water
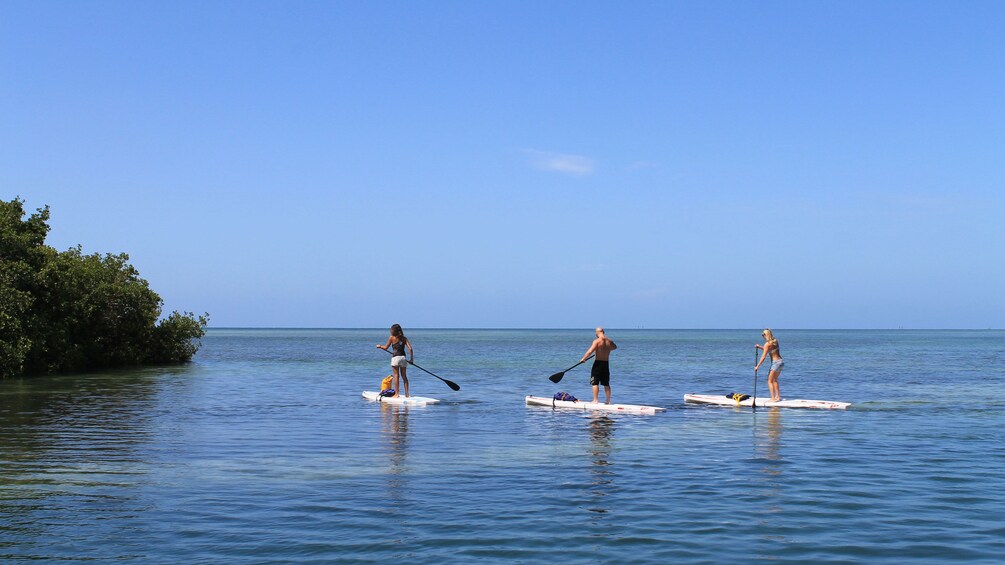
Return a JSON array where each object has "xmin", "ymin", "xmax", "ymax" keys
[{"xmin": 2, "ymin": 329, "xmax": 1004, "ymax": 563}]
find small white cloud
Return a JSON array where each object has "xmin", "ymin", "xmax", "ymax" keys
[{"xmin": 525, "ymin": 150, "xmax": 595, "ymax": 176}]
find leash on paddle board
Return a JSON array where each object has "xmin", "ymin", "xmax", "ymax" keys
[
  {"xmin": 381, "ymin": 349, "xmax": 460, "ymax": 391},
  {"xmin": 753, "ymin": 347, "xmax": 758, "ymax": 410},
  {"xmin": 548, "ymin": 355, "xmax": 594, "ymax": 383}
]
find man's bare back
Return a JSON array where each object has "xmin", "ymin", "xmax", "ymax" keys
[
  {"xmin": 582, "ymin": 327, "xmax": 617, "ymax": 403},
  {"xmin": 582, "ymin": 327, "xmax": 617, "ymax": 362}
]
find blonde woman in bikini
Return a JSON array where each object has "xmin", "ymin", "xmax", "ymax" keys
[
  {"xmin": 376, "ymin": 324, "xmax": 413, "ymax": 398},
  {"xmin": 755, "ymin": 329, "xmax": 783, "ymax": 401}
]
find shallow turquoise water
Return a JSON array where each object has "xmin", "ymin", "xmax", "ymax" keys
[{"xmin": 2, "ymin": 329, "xmax": 1004, "ymax": 562}]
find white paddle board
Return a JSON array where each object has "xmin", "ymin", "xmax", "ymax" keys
[
  {"xmin": 684, "ymin": 393, "xmax": 850, "ymax": 410},
  {"xmin": 525, "ymin": 395, "xmax": 664, "ymax": 415},
  {"xmin": 362, "ymin": 391, "xmax": 440, "ymax": 405}
]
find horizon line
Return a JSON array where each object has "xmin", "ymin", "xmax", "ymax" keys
[{"xmin": 203, "ymin": 326, "xmax": 1002, "ymax": 331}]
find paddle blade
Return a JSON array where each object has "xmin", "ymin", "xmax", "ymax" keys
[
  {"xmin": 549, "ymin": 372, "xmax": 564, "ymax": 383},
  {"xmin": 408, "ymin": 360, "xmax": 460, "ymax": 391}
]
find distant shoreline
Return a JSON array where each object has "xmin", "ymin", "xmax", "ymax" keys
[{"xmin": 204, "ymin": 327, "xmax": 1003, "ymax": 332}]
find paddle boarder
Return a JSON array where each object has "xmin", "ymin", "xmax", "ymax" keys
[
  {"xmin": 580, "ymin": 327, "xmax": 618, "ymax": 404},
  {"xmin": 377, "ymin": 324, "xmax": 413, "ymax": 398},
  {"xmin": 755, "ymin": 328, "xmax": 783, "ymax": 401}
]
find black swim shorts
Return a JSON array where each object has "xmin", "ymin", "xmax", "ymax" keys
[{"xmin": 590, "ymin": 360, "xmax": 610, "ymax": 387}]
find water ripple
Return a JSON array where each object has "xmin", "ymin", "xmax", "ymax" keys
[{"xmin": 2, "ymin": 330, "xmax": 1004, "ymax": 562}]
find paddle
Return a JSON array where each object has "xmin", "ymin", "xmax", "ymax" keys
[
  {"xmin": 381, "ymin": 349, "xmax": 460, "ymax": 391},
  {"xmin": 753, "ymin": 347, "xmax": 758, "ymax": 410},
  {"xmin": 549, "ymin": 355, "xmax": 594, "ymax": 383},
  {"xmin": 408, "ymin": 360, "xmax": 461, "ymax": 391}
]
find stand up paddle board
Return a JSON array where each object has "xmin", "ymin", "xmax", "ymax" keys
[
  {"xmin": 362, "ymin": 391, "xmax": 440, "ymax": 405},
  {"xmin": 525, "ymin": 395, "xmax": 664, "ymax": 415},
  {"xmin": 684, "ymin": 393, "xmax": 850, "ymax": 410}
]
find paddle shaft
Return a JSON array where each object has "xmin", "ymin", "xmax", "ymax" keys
[
  {"xmin": 381, "ymin": 348, "xmax": 460, "ymax": 391},
  {"xmin": 408, "ymin": 360, "xmax": 461, "ymax": 391},
  {"xmin": 549, "ymin": 355, "xmax": 594, "ymax": 383},
  {"xmin": 753, "ymin": 347, "xmax": 758, "ymax": 410}
]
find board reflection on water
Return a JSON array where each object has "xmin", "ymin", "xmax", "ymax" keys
[
  {"xmin": 753, "ymin": 408, "xmax": 786, "ymax": 533},
  {"xmin": 755, "ymin": 408, "xmax": 784, "ymax": 466},
  {"xmin": 380, "ymin": 403, "xmax": 410, "ymax": 470},
  {"xmin": 587, "ymin": 414, "xmax": 615, "ymax": 516}
]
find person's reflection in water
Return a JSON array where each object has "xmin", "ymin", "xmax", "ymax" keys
[
  {"xmin": 753, "ymin": 408, "xmax": 785, "ymax": 536},
  {"xmin": 756, "ymin": 408, "xmax": 783, "ymax": 466},
  {"xmin": 586, "ymin": 414, "xmax": 616, "ymax": 516},
  {"xmin": 380, "ymin": 403, "xmax": 409, "ymax": 504}
]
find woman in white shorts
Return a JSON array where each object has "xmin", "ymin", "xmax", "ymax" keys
[
  {"xmin": 755, "ymin": 328, "xmax": 784, "ymax": 401},
  {"xmin": 377, "ymin": 324, "xmax": 413, "ymax": 398}
]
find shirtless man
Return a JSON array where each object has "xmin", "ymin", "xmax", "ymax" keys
[{"xmin": 580, "ymin": 327, "xmax": 618, "ymax": 404}]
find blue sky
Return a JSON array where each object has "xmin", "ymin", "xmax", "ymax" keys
[{"xmin": 2, "ymin": 1, "xmax": 1003, "ymax": 329}]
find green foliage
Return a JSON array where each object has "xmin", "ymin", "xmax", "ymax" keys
[
  {"xmin": 0, "ymin": 270, "xmax": 32, "ymax": 376},
  {"xmin": 0, "ymin": 198, "xmax": 45, "ymax": 377},
  {"xmin": 0, "ymin": 197, "xmax": 208, "ymax": 378},
  {"xmin": 148, "ymin": 311, "xmax": 210, "ymax": 364}
]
